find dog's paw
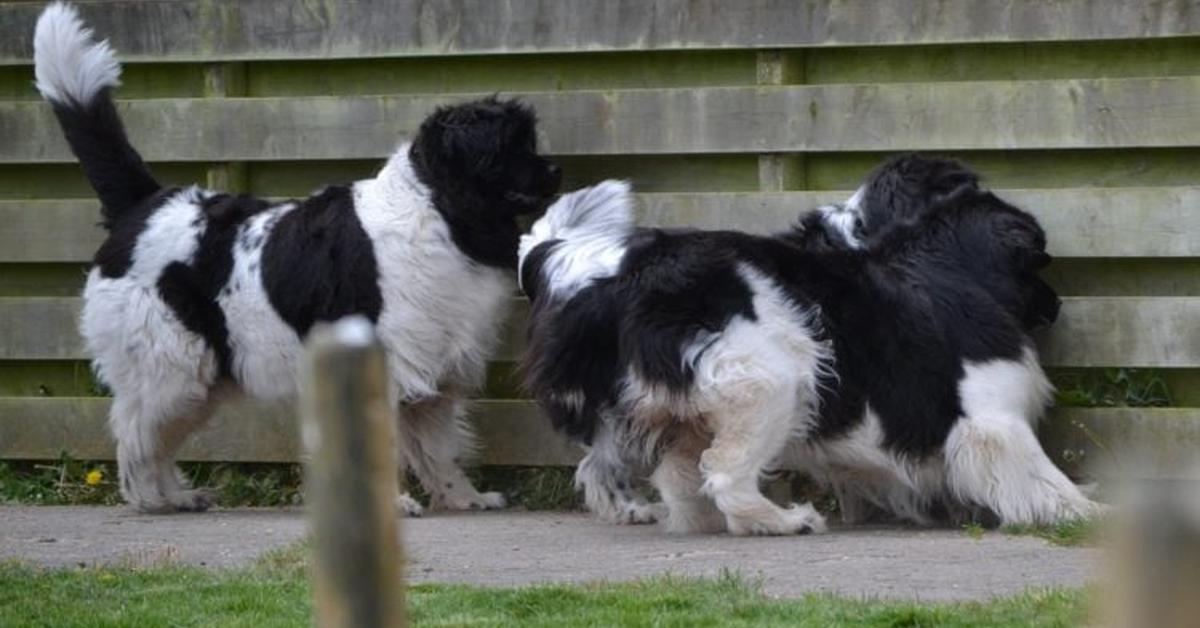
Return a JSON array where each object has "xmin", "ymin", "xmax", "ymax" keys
[
  {"xmin": 168, "ymin": 488, "xmax": 218, "ymax": 513},
  {"xmin": 396, "ymin": 493, "xmax": 424, "ymax": 517},
  {"xmin": 619, "ymin": 501, "xmax": 662, "ymax": 525},
  {"xmin": 727, "ymin": 502, "xmax": 827, "ymax": 536},
  {"xmin": 436, "ymin": 491, "xmax": 507, "ymax": 511}
]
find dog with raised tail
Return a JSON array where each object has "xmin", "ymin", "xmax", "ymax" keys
[
  {"xmin": 519, "ymin": 172, "xmax": 1099, "ymax": 535},
  {"xmin": 34, "ymin": 2, "xmax": 562, "ymax": 514}
]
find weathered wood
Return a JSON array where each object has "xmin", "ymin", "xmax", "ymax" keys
[
  {"xmin": 2, "ymin": 0, "xmax": 1197, "ymax": 65},
  {"xmin": 1036, "ymin": 298, "xmax": 1200, "ymax": 369},
  {"xmin": 300, "ymin": 319, "xmax": 404, "ymax": 628},
  {"xmin": 0, "ymin": 397, "xmax": 1194, "ymax": 477},
  {"xmin": 635, "ymin": 188, "xmax": 1200, "ymax": 258},
  {"xmin": 2, "ymin": 296, "xmax": 1198, "ymax": 367},
  {"xmin": 1041, "ymin": 408, "xmax": 1200, "ymax": 478},
  {"xmin": 0, "ymin": 398, "xmax": 579, "ymax": 465},
  {"xmin": 5, "ymin": 77, "xmax": 1200, "ymax": 162},
  {"xmin": 0, "ymin": 297, "xmax": 82, "ymax": 360},
  {"xmin": 4, "ymin": 186, "xmax": 1198, "ymax": 262}
]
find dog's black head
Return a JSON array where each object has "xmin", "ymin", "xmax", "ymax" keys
[
  {"xmin": 410, "ymin": 97, "xmax": 562, "ymax": 268},
  {"xmin": 855, "ymin": 153, "xmax": 982, "ymax": 246}
]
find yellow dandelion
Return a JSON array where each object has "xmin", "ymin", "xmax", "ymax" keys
[{"xmin": 85, "ymin": 469, "xmax": 104, "ymax": 486}]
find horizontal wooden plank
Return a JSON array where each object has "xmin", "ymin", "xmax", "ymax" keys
[
  {"xmin": 5, "ymin": 187, "xmax": 1197, "ymax": 262},
  {"xmin": 1040, "ymin": 407, "xmax": 1200, "ymax": 478},
  {"xmin": 1035, "ymin": 297, "xmax": 1200, "ymax": 369},
  {"xmin": 0, "ymin": 397, "xmax": 1194, "ymax": 478},
  {"xmin": 0, "ymin": 398, "xmax": 579, "ymax": 466},
  {"xmin": 3, "ymin": 297, "xmax": 1197, "ymax": 368},
  {"xmin": 5, "ymin": 78, "xmax": 1200, "ymax": 162},
  {"xmin": 3, "ymin": 1, "xmax": 1197, "ymax": 65},
  {"xmin": 637, "ymin": 188, "xmax": 1200, "ymax": 259}
]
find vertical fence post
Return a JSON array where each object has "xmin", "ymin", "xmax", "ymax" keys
[
  {"xmin": 203, "ymin": 62, "xmax": 249, "ymax": 193},
  {"xmin": 755, "ymin": 51, "xmax": 804, "ymax": 193},
  {"xmin": 300, "ymin": 317, "xmax": 405, "ymax": 628}
]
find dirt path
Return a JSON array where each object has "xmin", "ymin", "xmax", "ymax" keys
[{"xmin": 0, "ymin": 506, "xmax": 1101, "ymax": 601}]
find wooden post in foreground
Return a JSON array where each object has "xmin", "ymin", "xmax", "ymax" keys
[{"xmin": 300, "ymin": 317, "xmax": 405, "ymax": 628}]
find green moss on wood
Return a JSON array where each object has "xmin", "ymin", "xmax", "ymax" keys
[
  {"xmin": 246, "ymin": 51, "xmax": 756, "ymax": 97},
  {"xmin": 0, "ymin": 164, "xmax": 210, "ymax": 199},
  {"xmin": 0, "ymin": 264, "xmax": 87, "ymax": 297},
  {"xmin": 249, "ymin": 155, "xmax": 760, "ymax": 196},
  {"xmin": 1043, "ymin": 259, "xmax": 1200, "ymax": 297},
  {"xmin": 806, "ymin": 38, "xmax": 1200, "ymax": 84},
  {"xmin": 804, "ymin": 149, "xmax": 1200, "ymax": 191},
  {"xmin": 0, "ymin": 63, "xmax": 207, "ymax": 101}
]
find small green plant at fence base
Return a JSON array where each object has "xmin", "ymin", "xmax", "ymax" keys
[
  {"xmin": 1002, "ymin": 518, "xmax": 1102, "ymax": 547},
  {"xmin": 0, "ymin": 458, "xmax": 583, "ymax": 510},
  {"xmin": 0, "ymin": 454, "xmax": 119, "ymax": 506},
  {"xmin": 1054, "ymin": 368, "xmax": 1173, "ymax": 408}
]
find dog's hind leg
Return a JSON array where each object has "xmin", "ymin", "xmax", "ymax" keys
[
  {"xmin": 575, "ymin": 419, "xmax": 661, "ymax": 524},
  {"xmin": 696, "ymin": 365, "xmax": 827, "ymax": 536},
  {"xmin": 110, "ymin": 392, "xmax": 216, "ymax": 513},
  {"xmin": 396, "ymin": 394, "xmax": 506, "ymax": 513},
  {"xmin": 651, "ymin": 431, "xmax": 724, "ymax": 533}
]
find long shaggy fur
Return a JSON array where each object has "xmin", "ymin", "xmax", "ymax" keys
[
  {"xmin": 35, "ymin": 3, "xmax": 562, "ymax": 514},
  {"xmin": 520, "ymin": 159, "xmax": 1099, "ymax": 535}
]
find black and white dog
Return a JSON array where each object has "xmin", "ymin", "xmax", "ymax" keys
[
  {"xmin": 811, "ymin": 154, "xmax": 1061, "ymax": 333},
  {"xmin": 518, "ymin": 162, "xmax": 1097, "ymax": 535},
  {"xmin": 34, "ymin": 3, "xmax": 561, "ymax": 514}
]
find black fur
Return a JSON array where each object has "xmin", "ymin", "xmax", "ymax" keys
[
  {"xmin": 410, "ymin": 97, "xmax": 562, "ymax": 269},
  {"xmin": 523, "ymin": 161, "xmax": 1060, "ymax": 461},
  {"xmin": 156, "ymin": 194, "xmax": 270, "ymax": 377},
  {"xmin": 93, "ymin": 186, "xmax": 179, "ymax": 278},
  {"xmin": 48, "ymin": 89, "xmax": 161, "ymax": 228},
  {"xmin": 848, "ymin": 154, "xmax": 1060, "ymax": 330},
  {"xmin": 261, "ymin": 186, "xmax": 384, "ymax": 339},
  {"xmin": 48, "ymin": 85, "xmax": 169, "ymax": 279},
  {"xmin": 856, "ymin": 153, "xmax": 981, "ymax": 247}
]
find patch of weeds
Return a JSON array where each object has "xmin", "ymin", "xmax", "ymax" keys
[
  {"xmin": 1002, "ymin": 518, "xmax": 1103, "ymax": 547},
  {"xmin": 254, "ymin": 538, "xmax": 312, "ymax": 576},
  {"xmin": 469, "ymin": 466, "xmax": 582, "ymax": 511},
  {"xmin": 964, "ymin": 521, "xmax": 986, "ymax": 540},
  {"xmin": 182, "ymin": 462, "xmax": 304, "ymax": 507},
  {"xmin": 0, "ymin": 455, "xmax": 120, "ymax": 505},
  {"xmin": 1055, "ymin": 368, "xmax": 1172, "ymax": 408},
  {"xmin": 0, "ymin": 459, "xmax": 582, "ymax": 510}
]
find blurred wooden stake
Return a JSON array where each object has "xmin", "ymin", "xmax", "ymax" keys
[
  {"xmin": 301, "ymin": 317, "xmax": 405, "ymax": 628},
  {"xmin": 1108, "ymin": 477, "xmax": 1200, "ymax": 628}
]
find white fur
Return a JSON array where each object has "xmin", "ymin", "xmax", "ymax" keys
[
  {"xmin": 84, "ymin": 149, "xmax": 511, "ymax": 513},
  {"xmin": 790, "ymin": 346, "xmax": 1100, "ymax": 526},
  {"xmin": 616, "ymin": 265, "xmax": 831, "ymax": 535},
  {"xmin": 845, "ymin": 185, "xmax": 866, "ymax": 212},
  {"xmin": 34, "ymin": 2, "xmax": 121, "ymax": 105},
  {"xmin": 945, "ymin": 346, "xmax": 1099, "ymax": 524},
  {"xmin": 817, "ymin": 203, "xmax": 864, "ymax": 249},
  {"xmin": 575, "ymin": 419, "xmax": 662, "ymax": 525},
  {"xmin": 517, "ymin": 179, "xmax": 634, "ymax": 297}
]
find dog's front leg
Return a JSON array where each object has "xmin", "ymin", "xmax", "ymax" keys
[{"xmin": 396, "ymin": 394, "xmax": 506, "ymax": 512}]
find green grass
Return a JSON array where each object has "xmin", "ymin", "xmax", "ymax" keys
[
  {"xmin": 0, "ymin": 559, "xmax": 1091, "ymax": 628},
  {"xmin": 1002, "ymin": 518, "xmax": 1103, "ymax": 548}
]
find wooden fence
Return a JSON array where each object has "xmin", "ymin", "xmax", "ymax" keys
[{"xmin": 0, "ymin": 0, "xmax": 1197, "ymax": 477}]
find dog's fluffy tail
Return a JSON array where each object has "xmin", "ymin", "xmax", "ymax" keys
[
  {"xmin": 518, "ymin": 179, "xmax": 635, "ymax": 298},
  {"xmin": 34, "ymin": 2, "xmax": 160, "ymax": 227}
]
